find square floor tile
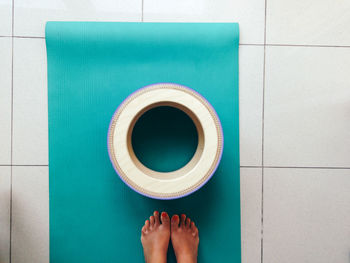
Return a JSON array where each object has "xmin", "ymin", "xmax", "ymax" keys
[
  {"xmin": 143, "ymin": 0, "xmax": 265, "ymax": 44},
  {"xmin": 264, "ymin": 46, "xmax": 350, "ymax": 167},
  {"xmin": 240, "ymin": 168, "xmax": 262, "ymax": 263},
  {"xmin": 263, "ymin": 168, "xmax": 350, "ymax": 263},
  {"xmin": 239, "ymin": 45, "xmax": 264, "ymax": 166},
  {"xmin": 266, "ymin": 0, "xmax": 350, "ymax": 46},
  {"xmin": 0, "ymin": 0, "xmax": 12, "ymax": 36},
  {"xmin": 13, "ymin": 38, "xmax": 48, "ymax": 165},
  {"xmin": 0, "ymin": 166, "xmax": 11, "ymax": 263},
  {"xmin": 11, "ymin": 166, "xmax": 49, "ymax": 263},
  {"xmin": 0, "ymin": 37, "xmax": 12, "ymax": 165},
  {"xmin": 14, "ymin": 0, "xmax": 142, "ymax": 37}
]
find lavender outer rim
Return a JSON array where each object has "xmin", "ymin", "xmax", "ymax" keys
[{"xmin": 107, "ymin": 82, "xmax": 224, "ymax": 200}]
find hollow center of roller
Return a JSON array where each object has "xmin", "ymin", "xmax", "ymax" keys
[{"xmin": 131, "ymin": 106, "xmax": 198, "ymax": 173}]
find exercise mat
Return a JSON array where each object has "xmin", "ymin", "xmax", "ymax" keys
[{"xmin": 46, "ymin": 22, "xmax": 240, "ymax": 263}]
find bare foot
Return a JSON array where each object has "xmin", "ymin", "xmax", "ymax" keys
[
  {"xmin": 141, "ymin": 211, "xmax": 170, "ymax": 263},
  {"xmin": 171, "ymin": 214, "xmax": 199, "ymax": 263}
]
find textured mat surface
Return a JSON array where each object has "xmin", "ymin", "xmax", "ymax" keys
[{"xmin": 46, "ymin": 22, "xmax": 240, "ymax": 263}]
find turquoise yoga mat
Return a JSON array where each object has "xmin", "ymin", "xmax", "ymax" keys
[{"xmin": 46, "ymin": 22, "xmax": 240, "ymax": 263}]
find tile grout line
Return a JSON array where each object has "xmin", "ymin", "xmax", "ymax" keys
[
  {"xmin": 242, "ymin": 165, "xmax": 350, "ymax": 169},
  {"xmin": 264, "ymin": 165, "xmax": 350, "ymax": 169},
  {"xmin": 9, "ymin": 0, "xmax": 14, "ymax": 261},
  {"xmin": 13, "ymin": 36, "xmax": 45, "ymax": 39},
  {"xmin": 6, "ymin": 164, "xmax": 49, "ymax": 167},
  {"xmin": 261, "ymin": 0, "xmax": 268, "ymax": 262},
  {"xmin": 239, "ymin": 43, "xmax": 264, "ymax": 46},
  {"xmin": 2, "ymin": 35, "xmax": 350, "ymax": 48},
  {"xmin": 141, "ymin": 0, "xmax": 144, "ymax": 22},
  {"xmin": 266, "ymin": 43, "xmax": 350, "ymax": 48}
]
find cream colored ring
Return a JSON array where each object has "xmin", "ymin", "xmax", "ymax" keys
[{"xmin": 107, "ymin": 83, "xmax": 223, "ymax": 199}]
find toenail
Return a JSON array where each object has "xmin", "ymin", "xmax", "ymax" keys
[
  {"xmin": 161, "ymin": 212, "xmax": 167, "ymax": 217},
  {"xmin": 174, "ymin": 215, "xmax": 179, "ymax": 220},
  {"xmin": 181, "ymin": 214, "xmax": 186, "ymax": 218}
]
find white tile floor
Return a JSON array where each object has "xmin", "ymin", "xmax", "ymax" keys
[
  {"xmin": 143, "ymin": 0, "xmax": 265, "ymax": 44},
  {"xmin": 0, "ymin": 167, "xmax": 11, "ymax": 263},
  {"xmin": 0, "ymin": 0, "xmax": 12, "ymax": 36},
  {"xmin": 0, "ymin": 37, "xmax": 12, "ymax": 165},
  {"xmin": 263, "ymin": 168, "xmax": 350, "ymax": 263},
  {"xmin": 11, "ymin": 166, "xmax": 49, "ymax": 263},
  {"xmin": 0, "ymin": 0, "xmax": 350, "ymax": 262},
  {"xmin": 12, "ymin": 38, "xmax": 48, "ymax": 165}
]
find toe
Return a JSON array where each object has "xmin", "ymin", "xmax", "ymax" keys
[
  {"xmin": 171, "ymin": 214, "xmax": 180, "ymax": 229},
  {"xmin": 145, "ymin": 219, "xmax": 150, "ymax": 229},
  {"xmin": 192, "ymin": 228, "xmax": 199, "ymax": 237},
  {"xmin": 190, "ymin": 221, "xmax": 195, "ymax": 229},
  {"xmin": 180, "ymin": 214, "xmax": 186, "ymax": 227},
  {"xmin": 186, "ymin": 218, "xmax": 191, "ymax": 228},
  {"xmin": 191, "ymin": 222, "xmax": 198, "ymax": 236},
  {"xmin": 161, "ymin": 212, "xmax": 170, "ymax": 226},
  {"xmin": 150, "ymin": 215, "xmax": 155, "ymax": 227},
  {"xmin": 153, "ymin": 211, "xmax": 160, "ymax": 225},
  {"xmin": 141, "ymin": 226, "xmax": 147, "ymax": 234}
]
